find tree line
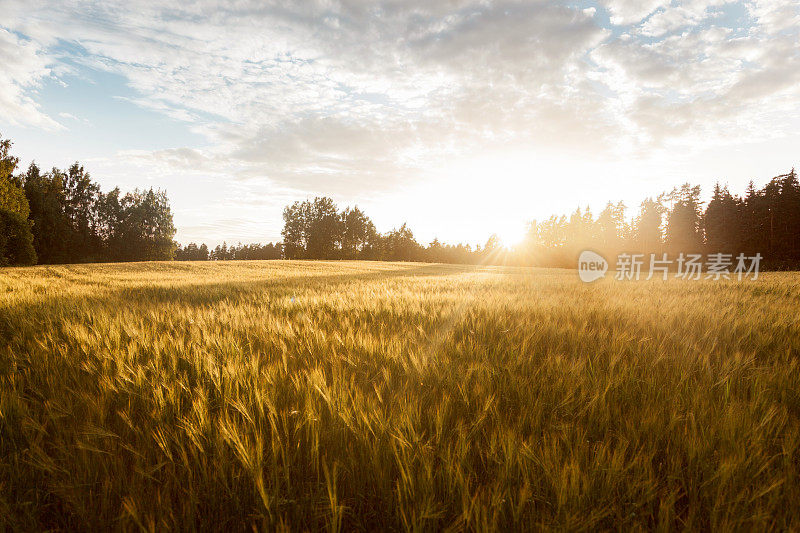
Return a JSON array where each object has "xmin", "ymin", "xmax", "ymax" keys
[
  {"xmin": 175, "ymin": 197, "xmax": 481, "ymax": 263},
  {"xmin": 521, "ymin": 173, "xmax": 800, "ymax": 269},
  {"xmin": 3, "ymin": 134, "xmax": 798, "ymax": 268},
  {"xmin": 272, "ymin": 175, "xmax": 800, "ymax": 269},
  {"xmin": 279, "ymin": 197, "xmax": 481, "ymax": 263},
  {"xmin": 175, "ymin": 242, "xmax": 282, "ymax": 261},
  {"xmin": 1, "ymin": 135, "xmax": 176, "ymax": 266}
]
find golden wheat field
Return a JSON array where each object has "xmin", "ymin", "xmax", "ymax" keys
[{"xmin": 1, "ymin": 260, "xmax": 800, "ymax": 531}]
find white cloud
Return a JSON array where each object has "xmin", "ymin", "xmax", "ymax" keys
[
  {"xmin": 7, "ymin": 0, "xmax": 794, "ymax": 170},
  {"xmin": 0, "ymin": 28, "xmax": 62, "ymax": 130},
  {"xmin": 4, "ymin": 1, "xmax": 616, "ymax": 191},
  {"xmin": 589, "ymin": 0, "xmax": 800, "ymax": 147},
  {"xmin": 2, "ymin": 0, "xmax": 800, "ymax": 243},
  {"xmin": 599, "ymin": 0, "xmax": 668, "ymax": 25}
]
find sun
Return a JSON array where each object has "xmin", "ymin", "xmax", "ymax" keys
[{"xmin": 495, "ymin": 223, "xmax": 527, "ymax": 248}]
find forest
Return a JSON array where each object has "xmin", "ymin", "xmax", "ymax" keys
[
  {"xmin": 2, "ymin": 135, "xmax": 799, "ymax": 269},
  {"xmin": 0, "ymin": 136, "xmax": 175, "ymax": 266},
  {"xmin": 237, "ymin": 174, "xmax": 799, "ymax": 269}
]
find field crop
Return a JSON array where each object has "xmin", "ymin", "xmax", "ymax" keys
[{"xmin": 1, "ymin": 261, "xmax": 800, "ymax": 530}]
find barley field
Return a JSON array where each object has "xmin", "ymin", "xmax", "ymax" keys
[{"xmin": 1, "ymin": 261, "xmax": 799, "ymax": 531}]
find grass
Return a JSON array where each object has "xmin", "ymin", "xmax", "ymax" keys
[{"xmin": 1, "ymin": 260, "xmax": 800, "ymax": 531}]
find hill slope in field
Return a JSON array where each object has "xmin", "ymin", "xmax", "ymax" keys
[{"xmin": 2, "ymin": 261, "xmax": 800, "ymax": 530}]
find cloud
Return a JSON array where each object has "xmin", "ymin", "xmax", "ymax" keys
[
  {"xmin": 638, "ymin": 2, "xmax": 726, "ymax": 37},
  {"xmin": 2, "ymin": 0, "xmax": 800, "ymax": 244},
  {"xmin": 2, "ymin": 0, "xmax": 617, "ymax": 190},
  {"xmin": 589, "ymin": 1, "xmax": 800, "ymax": 147},
  {"xmin": 5, "ymin": 1, "xmax": 792, "ymax": 156},
  {"xmin": 0, "ymin": 28, "xmax": 62, "ymax": 130},
  {"xmin": 599, "ymin": 0, "xmax": 669, "ymax": 25}
]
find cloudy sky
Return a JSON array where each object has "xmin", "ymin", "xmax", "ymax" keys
[{"xmin": 2, "ymin": 0, "xmax": 799, "ymax": 246}]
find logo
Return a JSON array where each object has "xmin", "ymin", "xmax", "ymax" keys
[{"xmin": 578, "ymin": 250, "xmax": 608, "ymax": 283}]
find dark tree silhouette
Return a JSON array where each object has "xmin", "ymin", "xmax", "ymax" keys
[
  {"xmin": 282, "ymin": 200, "xmax": 309, "ymax": 259},
  {"xmin": 306, "ymin": 197, "xmax": 343, "ymax": 260},
  {"xmin": 341, "ymin": 206, "xmax": 377, "ymax": 259},
  {"xmin": 383, "ymin": 223, "xmax": 422, "ymax": 262},
  {"xmin": 282, "ymin": 197, "xmax": 378, "ymax": 260},
  {"xmin": 178, "ymin": 242, "xmax": 281, "ymax": 261},
  {"xmin": 703, "ymin": 184, "xmax": 741, "ymax": 254},
  {"xmin": 633, "ymin": 197, "xmax": 664, "ymax": 255},
  {"xmin": 665, "ymin": 184, "xmax": 703, "ymax": 254}
]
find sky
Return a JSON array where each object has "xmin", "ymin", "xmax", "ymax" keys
[{"xmin": 1, "ymin": 0, "xmax": 799, "ymax": 247}]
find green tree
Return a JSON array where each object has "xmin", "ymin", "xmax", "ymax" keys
[
  {"xmin": 385, "ymin": 223, "xmax": 421, "ymax": 261},
  {"xmin": 341, "ymin": 206, "xmax": 376, "ymax": 259},
  {"xmin": 0, "ymin": 208, "xmax": 37, "ymax": 266},
  {"xmin": 23, "ymin": 165, "xmax": 72, "ymax": 264},
  {"xmin": 0, "ymin": 136, "xmax": 36, "ymax": 266},
  {"xmin": 64, "ymin": 162, "xmax": 101, "ymax": 261},
  {"xmin": 307, "ymin": 197, "xmax": 343, "ymax": 259},
  {"xmin": 114, "ymin": 188, "xmax": 176, "ymax": 261},
  {"xmin": 0, "ymin": 137, "xmax": 30, "ymax": 220},
  {"xmin": 96, "ymin": 187, "xmax": 124, "ymax": 260},
  {"xmin": 282, "ymin": 200, "xmax": 310, "ymax": 259},
  {"xmin": 282, "ymin": 197, "xmax": 346, "ymax": 260}
]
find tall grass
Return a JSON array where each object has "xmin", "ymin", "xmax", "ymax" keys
[{"xmin": 1, "ymin": 261, "xmax": 799, "ymax": 530}]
